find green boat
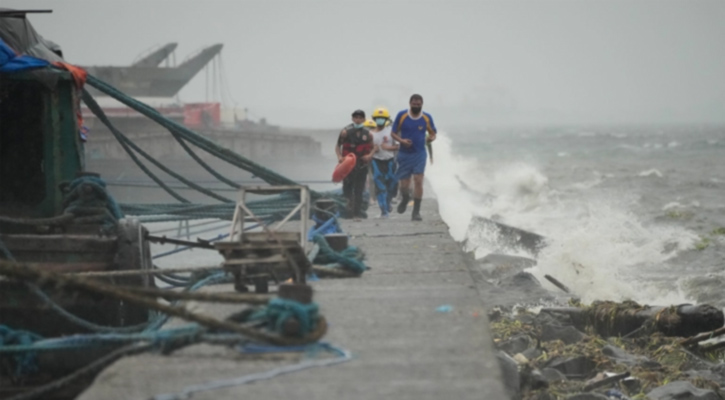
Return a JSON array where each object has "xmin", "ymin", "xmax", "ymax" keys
[{"xmin": 0, "ymin": 10, "xmax": 154, "ymax": 396}]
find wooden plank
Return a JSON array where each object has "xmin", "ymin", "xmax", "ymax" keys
[
  {"xmin": 6, "ymin": 252, "xmax": 114, "ymax": 264},
  {"xmin": 223, "ymin": 255, "xmax": 287, "ymax": 266},
  {"xmin": 242, "ymin": 185, "xmax": 306, "ymax": 194},
  {"xmin": 214, "ymin": 242, "xmax": 301, "ymax": 251},
  {"xmin": 214, "ymin": 234, "xmax": 301, "ymax": 248},
  {"xmin": 244, "ymin": 232, "xmax": 300, "ymax": 242},
  {"xmin": 23, "ymin": 262, "xmax": 112, "ymax": 273},
  {"xmin": 216, "ymin": 247, "xmax": 307, "ymax": 261},
  {"xmin": 0, "ymin": 234, "xmax": 117, "ymax": 253}
]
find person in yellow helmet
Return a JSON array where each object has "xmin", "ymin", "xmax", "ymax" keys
[{"xmin": 368, "ymin": 107, "xmax": 400, "ymax": 218}]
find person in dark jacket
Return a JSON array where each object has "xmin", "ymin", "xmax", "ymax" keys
[{"xmin": 335, "ymin": 109, "xmax": 374, "ymax": 220}]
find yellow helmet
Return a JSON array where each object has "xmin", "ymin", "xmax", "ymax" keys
[
  {"xmin": 363, "ymin": 119, "xmax": 376, "ymax": 128},
  {"xmin": 372, "ymin": 107, "xmax": 390, "ymax": 119}
]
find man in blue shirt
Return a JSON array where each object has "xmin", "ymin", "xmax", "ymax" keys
[{"xmin": 390, "ymin": 94, "xmax": 437, "ymax": 221}]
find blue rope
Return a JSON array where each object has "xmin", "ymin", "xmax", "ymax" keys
[
  {"xmin": 241, "ymin": 298, "xmax": 319, "ymax": 338},
  {"xmin": 60, "ymin": 175, "xmax": 126, "ymax": 234},
  {"xmin": 0, "ymin": 325, "xmax": 42, "ymax": 376},
  {"xmin": 307, "ymin": 213, "xmax": 342, "ymax": 241},
  {"xmin": 150, "ymin": 343, "xmax": 351, "ymax": 400},
  {"xmin": 312, "ymin": 234, "xmax": 367, "ymax": 274},
  {"xmin": 0, "ymin": 325, "xmax": 199, "ymax": 353},
  {"xmin": 238, "ymin": 343, "xmax": 312, "ymax": 354},
  {"xmin": 63, "ymin": 176, "xmax": 124, "ymax": 220}
]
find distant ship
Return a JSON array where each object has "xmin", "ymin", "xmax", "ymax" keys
[{"xmin": 82, "ymin": 43, "xmax": 224, "ymax": 98}]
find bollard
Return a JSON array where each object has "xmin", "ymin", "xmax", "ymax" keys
[
  {"xmin": 323, "ymin": 233, "xmax": 348, "ymax": 252},
  {"xmin": 314, "ymin": 199, "xmax": 338, "ymax": 221},
  {"xmin": 278, "ymin": 283, "xmax": 314, "ymax": 336}
]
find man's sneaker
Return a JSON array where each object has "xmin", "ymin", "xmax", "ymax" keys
[
  {"xmin": 412, "ymin": 213, "xmax": 422, "ymax": 221},
  {"xmin": 397, "ymin": 198, "xmax": 409, "ymax": 214},
  {"xmin": 378, "ymin": 212, "xmax": 389, "ymax": 219}
]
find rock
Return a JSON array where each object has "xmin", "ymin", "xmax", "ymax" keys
[
  {"xmin": 566, "ymin": 393, "xmax": 609, "ymax": 400},
  {"xmin": 675, "ymin": 351, "xmax": 715, "ymax": 372},
  {"xmin": 496, "ymin": 272, "xmax": 557, "ymax": 304},
  {"xmin": 540, "ymin": 324, "xmax": 585, "ymax": 344},
  {"xmin": 513, "ymin": 353, "xmax": 529, "ymax": 364},
  {"xmin": 540, "ymin": 367, "xmax": 567, "ymax": 383},
  {"xmin": 498, "ymin": 334, "xmax": 533, "ymax": 355},
  {"xmin": 710, "ymin": 362, "xmax": 725, "ymax": 374},
  {"xmin": 514, "ymin": 313, "xmax": 536, "ymax": 324},
  {"xmin": 621, "ymin": 377, "xmax": 641, "ymax": 394},
  {"xmin": 468, "ymin": 216, "xmax": 547, "ymax": 255},
  {"xmin": 500, "ymin": 271, "xmax": 542, "ymax": 290},
  {"xmin": 525, "ymin": 369, "xmax": 549, "ymax": 390},
  {"xmin": 534, "ymin": 309, "xmax": 574, "ymax": 327},
  {"xmin": 478, "ymin": 253, "xmax": 537, "ymax": 280},
  {"xmin": 487, "ymin": 271, "xmax": 556, "ymax": 308},
  {"xmin": 682, "ymin": 275, "xmax": 725, "ymax": 309},
  {"xmin": 709, "ymin": 363, "xmax": 725, "ymax": 385},
  {"xmin": 647, "ymin": 381, "xmax": 720, "ymax": 400},
  {"xmin": 497, "ymin": 351, "xmax": 521, "ymax": 399},
  {"xmin": 522, "ymin": 347, "xmax": 543, "ymax": 361},
  {"xmin": 602, "ymin": 344, "xmax": 660, "ymax": 368},
  {"xmin": 683, "ymin": 369, "xmax": 725, "ymax": 386},
  {"xmin": 488, "ymin": 308, "xmax": 503, "ymax": 322},
  {"xmin": 546, "ymin": 356, "xmax": 597, "ymax": 379},
  {"xmin": 601, "ymin": 344, "xmax": 633, "ymax": 359},
  {"xmin": 584, "ymin": 372, "xmax": 610, "ymax": 389},
  {"xmin": 604, "ymin": 389, "xmax": 629, "ymax": 399}
]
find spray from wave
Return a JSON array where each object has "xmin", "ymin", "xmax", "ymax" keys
[{"xmin": 427, "ymin": 132, "xmax": 698, "ymax": 304}]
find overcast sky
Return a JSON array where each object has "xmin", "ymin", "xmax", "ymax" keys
[{"xmin": 6, "ymin": 0, "xmax": 725, "ymax": 128}]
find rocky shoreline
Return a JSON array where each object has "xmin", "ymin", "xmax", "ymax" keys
[{"xmin": 471, "ymin": 244, "xmax": 725, "ymax": 399}]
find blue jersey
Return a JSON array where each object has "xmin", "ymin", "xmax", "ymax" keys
[{"xmin": 391, "ymin": 110, "xmax": 437, "ymax": 154}]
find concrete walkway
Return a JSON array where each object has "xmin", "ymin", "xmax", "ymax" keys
[{"xmin": 78, "ymin": 200, "xmax": 506, "ymax": 400}]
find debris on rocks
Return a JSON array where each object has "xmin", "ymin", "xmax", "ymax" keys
[
  {"xmin": 490, "ymin": 301, "xmax": 725, "ymax": 400},
  {"xmin": 541, "ymin": 301, "xmax": 724, "ymax": 338}
]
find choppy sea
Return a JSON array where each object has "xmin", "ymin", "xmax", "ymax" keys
[{"xmin": 428, "ymin": 125, "xmax": 725, "ymax": 306}]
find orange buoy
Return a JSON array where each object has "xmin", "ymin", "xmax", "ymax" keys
[{"xmin": 332, "ymin": 153, "xmax": 356, "ymax": 183}]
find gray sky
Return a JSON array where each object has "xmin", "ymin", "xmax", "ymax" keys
[{"xmin": 7, "ymin": 0, "xmax": 725, "ymax": 128}]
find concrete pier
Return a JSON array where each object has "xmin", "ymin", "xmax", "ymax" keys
[{"xmin": 77, "ymin": 200, "xmax": 507, "ymax": 400}]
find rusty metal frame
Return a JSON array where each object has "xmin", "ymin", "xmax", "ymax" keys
[{"xmin": 229, "ymin": 185, "xmax": 310, "ymax": 249}]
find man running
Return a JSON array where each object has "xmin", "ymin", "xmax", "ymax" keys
[
  {"xmin": 335, "ymin": 109, "xmax": 374, "ymax": 220},
  {"xmin": 369, "ymin": 107, "xmax": 399, "ymax": 218},
  {"xmin": 390, "ymin": 94, "xmax": 437, "ymax": 221}
]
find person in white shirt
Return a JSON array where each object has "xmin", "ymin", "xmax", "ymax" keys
[{"xmin": 368, "ymin": 107, "xmax": 399, "ymax": 218}]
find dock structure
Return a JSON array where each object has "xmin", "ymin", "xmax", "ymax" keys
[{"xmin": 77, "ymin": 201, "xmax": 507, "ymax": 400}]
